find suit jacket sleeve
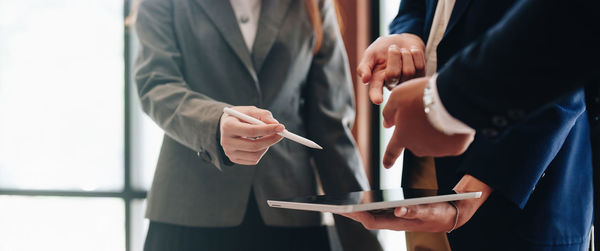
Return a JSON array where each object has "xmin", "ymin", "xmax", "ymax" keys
[
  {"xmin": 436, "ymin": 0, "xmax": 600, "ymax": 134},
  {"xmin": 304, "ymin": 0, "xmax": 369, "ymax": 195},
  {"xmin": 388, "ymin": 0, "xmax": 427, "ymax": 39},
  {"xmin": 134, "ymin": 0, "xmax": 230, "ymax": 170},
  {"xmin": 459, "ymin": 91, "xmax": 587, "ymax": 208}
]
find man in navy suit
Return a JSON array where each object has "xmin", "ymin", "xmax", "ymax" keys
[{"xmin": 342, "ymin": 0, "xmax": 596, "ymax": 249}]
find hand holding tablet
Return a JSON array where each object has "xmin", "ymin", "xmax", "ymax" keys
[
  {"xmin": 267, "ymin": 188, "xmax": 481, "ymax": 214},
  {"xmin": 268, "ymin": 188, "xmax": 482, "ymax": 233}
]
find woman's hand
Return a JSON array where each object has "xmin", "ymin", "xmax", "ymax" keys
[{"xmin": 219, "ymin": 106, "xmax": 285, "ymax": 165}]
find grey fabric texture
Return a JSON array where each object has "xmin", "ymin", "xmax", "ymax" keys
[{"xmin": 134, "ymin": 0, "xmax": 369, "ymax": 227}]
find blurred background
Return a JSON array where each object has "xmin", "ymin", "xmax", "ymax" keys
[{"xmin": 0, "ymin": 0, "xmax": 406, "ymax": 250}]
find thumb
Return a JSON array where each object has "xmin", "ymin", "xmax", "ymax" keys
[
  {"xmin": 246, "ymin": 108, "xmax": 281, "ymax": 125},
  {"xmin": 394, "ymin": 206, "xmax": 420, "ymax": 219}
]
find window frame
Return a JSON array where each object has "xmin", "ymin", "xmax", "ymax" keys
[{"xmin": 0, "ymin": 1, "xmax": 146, "ymax": 250}]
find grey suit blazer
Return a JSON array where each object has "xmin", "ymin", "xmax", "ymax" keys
[{"xmin": 135, "ymin": 0, "xmax": 369, "ymax": 227}]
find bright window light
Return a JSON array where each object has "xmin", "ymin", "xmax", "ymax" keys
[
  {"xmin": 0, "ymin": 0, "xmax": 124, "ymax": 191},
  {"xmin": 0, "ymin": 196, "xmax": 125, "ymax": 251}
]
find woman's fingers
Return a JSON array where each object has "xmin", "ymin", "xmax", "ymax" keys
[
  {"xmin": 225, "ymin": 149, "xmax": 268, "ymax": 165},
  {"xmin": 243, "ymin": 107, "xmax": 280, "ymax": 124},
  {"xmin": 222, "ymin": 118, "xmax": 284, "ymax": 138},
  {"xmin": 221, "ymin": 133, "xmax": 284, "ymax": 152},
  {"xmin": 219, "ymin": 106, "xmax": 286, "ymax": 165}
]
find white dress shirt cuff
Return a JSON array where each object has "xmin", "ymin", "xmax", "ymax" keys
[{"xmin": 424, "ymin": 74, "xmax": 476, "ymax": 135}]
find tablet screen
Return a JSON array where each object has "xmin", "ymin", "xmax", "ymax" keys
[{"xmin": 279, "ymin": 188, "xmax": 455, "ymax": 205}]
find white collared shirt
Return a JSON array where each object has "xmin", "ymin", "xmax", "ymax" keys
[
  {"xmin": 425, "ymin": 0, "xmax": 456, "ymax": 76},
  {"xmin": 424, "ymin": 0, "xmax": 475, "ymax": 134},
  {"xmin": 229, "ymin": 0, "xmax": 261, "ymax": 52}
]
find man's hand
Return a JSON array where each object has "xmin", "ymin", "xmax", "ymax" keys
[
  {"xmin": 219, "ymin": 106, "xmax": 284, "ymax": 165},
  {"xmin": 357, "ymin": 33, "xmax": 425, "ymax": 104},
  {"xmin": 340, "ymin": 201, "xmax": 459, "ymax": 232},
  {"xmin": 381, "ymin": 77, "xmax": 474, "ymax": 168},
  {"xmin": 339, "ymin": 175, "xmax": 493, "ymax": 232}
]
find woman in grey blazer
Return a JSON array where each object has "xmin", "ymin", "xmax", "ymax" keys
[{"xmin": 135, "ymin": 0, "xmax": 371, "ymax": 250}]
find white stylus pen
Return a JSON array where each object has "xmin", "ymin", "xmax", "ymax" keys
[{"xmin": 223, "ymin": 107, "xmax": 323, "ymax": 150}]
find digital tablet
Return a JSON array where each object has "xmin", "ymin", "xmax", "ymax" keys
[{"xmin": 267, "ymin": 188, "xmax": 481, "ymax": 214}]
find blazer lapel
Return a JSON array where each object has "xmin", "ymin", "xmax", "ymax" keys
[
  {"xmin": 443, "ymin": 0, "xmax": 473, "ymax": 37},
  {"xmin": 251, "ymin": 0, "xmax": 293, "ymax": 72},
  {"xmin": 196, "ymin": 0, "xmax": 257, "ymax": 81}
]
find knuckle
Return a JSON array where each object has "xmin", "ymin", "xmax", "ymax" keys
[
  {"xmin": 410, "ymin": 48, "xmax": 423, "ymax": 55},
  {"xmin": 222, "ymin": 119, "xmax": 233, "ymax": 129},
  {"xmin": 389, "ymin": 48, "xmax": 402, "ymax": 56},
  {"xmin": 382, "ymin": 106, "xmax": 391, "ymax": 117},
  {"xmin": 258, "ymin": 140, "xmax": 271, "ymax": 150},
  {"xmin": 357, "ymin": 63, "xmax": 366, "ymax": 70},
  {"xmin": 247, "ymin": 128, "xmax": 258, "ymax": 136},
  {"xmin": 407, "ymin": 210, "xmax": 417, "ymax": 218},
  {"xmin": 221, "ymin": 138, "xmax": 234, "ymax": 148},
  {"xmin": 386, "ymin": 69, "xmax": 401, "ymax": 78},
  {"xmin": 404, "ymin": 68, "xmax": 415, "ymax": 76}
]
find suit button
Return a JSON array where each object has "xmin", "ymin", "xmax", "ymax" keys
[
  {"xmin": 240, "ymin": 15, "xmax": 250, "ymax": 24},
  {"xmin": 594, "ymin": 116, "xmax": 599, "ymax": 121},
  {"xmin": 594, "ymin": 97, "xmax": 600, "ymax": 103},
  {"xmin": 492, "ymin": 116, "xmax": 508, "ymax": 127},
  {"xmin": 507, "ymin": 109, "xmax": 525, "ymax": 120},
  {"xmin": 481, "ymin": 128, "xmax": 499, "ymax": 138}
]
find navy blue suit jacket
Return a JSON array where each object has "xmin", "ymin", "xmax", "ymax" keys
[{"xmin": 390, "ymin": 0, "xmax": 593, "ymax": 249}]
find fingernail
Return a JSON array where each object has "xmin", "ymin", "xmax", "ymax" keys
[
  {"xmin": 388, "ymin": 44, "xmax": 398, "ymax": 50},
  {"xmin": 395, "ymin": 207, "xmax": 407, "ymax": 217},
  {"xmin": 400, "ymin": 48, "xmax": 409, "ymax": 53},
  {"xmin": 275, "ymin": 125, "xmax": 285, "ymax": 132}
]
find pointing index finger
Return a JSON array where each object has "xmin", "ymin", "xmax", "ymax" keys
[{"xmin": 383, "ymin": 127, "xmax": 406, "ymax": 169}]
